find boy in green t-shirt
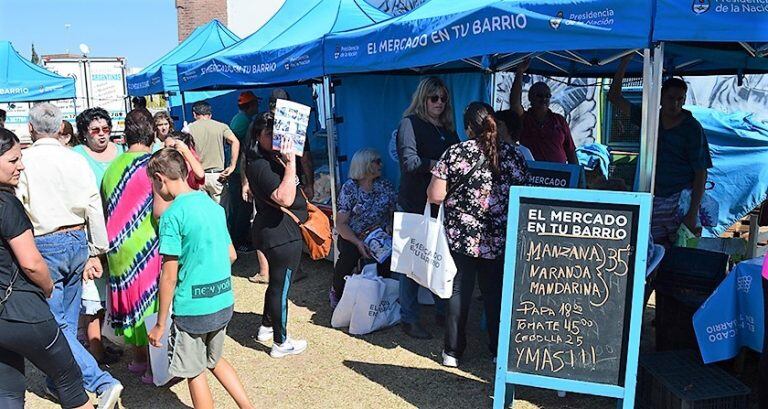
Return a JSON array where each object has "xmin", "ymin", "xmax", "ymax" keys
[{"xmin": 147, "ymin": 148, "xmax": 253, "ymax": 409}]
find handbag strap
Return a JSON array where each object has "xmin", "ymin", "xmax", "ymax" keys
[
  {"xmin": 445, "ymin": 154, "xmax": 486, "ymax": 199},
  {"xmin": 256, "ymin": 155, "xmax": 308, "ymax": 226},
  {"xmin": 0, "ymin": 264, "xmax": 21, "ymax": 309}
]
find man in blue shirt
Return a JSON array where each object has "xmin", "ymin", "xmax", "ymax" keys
[{"xmin": 609, "ymin": 55, "xmax": 712, "ymax": 247}]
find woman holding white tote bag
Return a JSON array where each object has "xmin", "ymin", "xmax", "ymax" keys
[{"xmin": 427, "ymin": 102, "xmax": 528, "ymax": 368}]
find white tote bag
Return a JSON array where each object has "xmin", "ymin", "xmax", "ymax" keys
[
  {"xmin": 331, "ymin": 270, "xmax": 365, "ymax": 328},
  {"xmin": 404, "ymin": 205, "xmax": 456, "ymax": 299},
  {"xmin": 144, "ymin": 313, "xmax": 174, "ymax": 386},
  {"xmin": 390, "ymin": 210, "xmax": 427, "ymax": 276},
  {"xmin": 333, "ymin": 264, "xmax": 401, "ymax": 335},
  {"xmin": 348, "ymin": 266, "xmax": 401, "ymax": 335}
]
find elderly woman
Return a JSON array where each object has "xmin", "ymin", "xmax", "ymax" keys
[
  {"xmin": 100, "ymin": 109, "xmax": 161, "ymax": 383},
  {"xmin": 510, "ymin": 59, "xmax": 577, "ymax": 164},
  {"xmin": 153, "ymin": 111, "xmax": 173, "ymax": 152},
  {"xmin": 73, "ymin": 107, "xmax": 124, "ymax": 364},
  {"xmin": 396, "ymin": 76, "xmax": 460, "ymax": 340},
  {"xmin": 0, "ymin": 128, "xmax": 94, "ymax": 409},
  {"xmin": 329, "ymin": 148, "xmax": 396, "ymax": 307},
  {"xmin": 427, "ymin": 102, "xmax": 528, "ymax": 367}
]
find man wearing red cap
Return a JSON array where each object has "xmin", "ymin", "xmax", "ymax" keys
[{"xmin": 229, "ymin": 91, "xmax": 260, "ymax": 252}]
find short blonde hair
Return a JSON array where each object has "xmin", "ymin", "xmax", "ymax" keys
[
  {"xmin": 403, "ymin": 76, "xmax": 455, "ymax": 133},
  {"xmin": 348, "ymin": 148, "xmax": 380, "ymax": 181}
]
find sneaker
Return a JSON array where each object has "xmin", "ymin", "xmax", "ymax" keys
[
  {"xmin": 98, "ymin": 382, "xmax": 123, "ymax": 409},
  {"xmin": 257, "ymin": 325, "xmax": 274, "ymax": 342},
  {"xmin": 442, "ymin": 350, "xmax": 458, "ymax": 368},
  {"xmin": 329, "ymin": 287, "xmax": 340, "ymax": 310},
  {"xmin": 270, "ymin": 337, "xmax": 308, "ymax": 358}
]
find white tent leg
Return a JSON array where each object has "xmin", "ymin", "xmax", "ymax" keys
[
  {"xmin": 322, "ymin": 75, "xmax": 339, "ymax": 263},
  {"xmin": 639, "ymin": 43, "xmax": 664, "ymax": 194}
]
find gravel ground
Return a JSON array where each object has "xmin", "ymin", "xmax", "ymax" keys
[{"xmin": 23, "ymin": 252, "xmax": 759, "ymax": 408}]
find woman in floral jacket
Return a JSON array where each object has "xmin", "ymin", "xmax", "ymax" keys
[{"xmin": 427, "ymin": 102, "xmax": 528, "ymax": 367}]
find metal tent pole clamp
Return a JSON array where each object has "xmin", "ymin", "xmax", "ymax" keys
[
  {"xmin": 322, "ymin": 75, "xmax": 339, "ymax": 263},
  {"xmin": 638, "ymin": 43, "xmax": 664, "ymax": 194}
]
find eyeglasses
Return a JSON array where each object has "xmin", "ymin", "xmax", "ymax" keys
[
  {"xmin": 88, "ymin": 126, "xmax": 111, "ymax": 136},
  {"xmin": 429, "ymin": 95, "xmax": 448, "ymax": 104},
  {"xmin": 372, "ymin": 158, "xmax": 382, "ymax": 164}
]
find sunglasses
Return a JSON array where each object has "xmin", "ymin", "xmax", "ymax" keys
[
  {"xmin": 531, "ymin": 93, "xmax": 552, "ymax": 99},
  {"xmin": 429, "ymin": 95, "xmax": 448, "ymax": 104},
  {"xmin": 372, "ymin": 158, "xmax": 382, "ymax": 164},
  {"xmin": 88, "ymin": 126, "xmax": 111, "ymax": 136}
]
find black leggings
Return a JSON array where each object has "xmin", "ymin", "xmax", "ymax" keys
[
  {"xmin": 444, "ymin": 251, "xmax": 504, "ymax": 359},
  {"xmin": 0, "ymin": 317, "xmax": 88, "ymax": 409},
  {"xmin": 332, "ymin": 236, "xmax": 390, "ymax": 298},
  {"xmin": 261, "ymin": 240, "xmax": 303, "ymax": 344}
]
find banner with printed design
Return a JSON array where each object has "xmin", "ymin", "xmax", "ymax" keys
[{"xmin": 693, "ymin": 257, "xmax": 764, "ymax": 364}]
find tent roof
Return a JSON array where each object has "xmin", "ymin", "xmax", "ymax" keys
[
  {"xmin": 651, "ymin": 1, "xmax": 768, "ymax": 76},
  {"xmin": 127, "ymin": 20, "xmax": 240, "ymax": 96},
  {"xmin": 177, "ymin": 0, "xmax": 390, "ymax": 91},
  {"xmin": 324, "ymin": 0, "xmax": 654, "ymax": 78},
  {"xmin": 0, "ymin": 41, "xmax": 76, "ymax": 103}
]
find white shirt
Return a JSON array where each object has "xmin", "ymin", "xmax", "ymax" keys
[{"xmin": 16, "ymin": 138, "xmax": 108, "ymax": 256}]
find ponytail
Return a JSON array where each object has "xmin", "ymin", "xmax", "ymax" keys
[{"xmin": 463, "ymin": 102, "xmax": 500, "ymax": 174}]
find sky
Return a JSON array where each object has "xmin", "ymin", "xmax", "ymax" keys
[{"xmin": 0, "ymin": 0, "xmax": 178, "ymax": 69}]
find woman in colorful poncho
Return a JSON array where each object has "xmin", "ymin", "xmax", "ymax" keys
[{"xmin": 101, "ymin": 110, "xmax": 161, "ymax": 384}]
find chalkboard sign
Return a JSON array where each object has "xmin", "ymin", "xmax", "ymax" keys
[
  {"xmin": 525, "ymin": 161, "xmax": 580, "ymax": 188},
  {"xmin": 494, "ymin": 187, "xmax": 651, "ymax": 409}
]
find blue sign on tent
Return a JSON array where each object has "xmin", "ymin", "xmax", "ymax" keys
[
  {"xmin": 0, "ymin": 41, "xmax": 76, "ymax": 103},
  {"xmin": 324, "ymin": 0, "xmax": 653, "ymax": 76}
]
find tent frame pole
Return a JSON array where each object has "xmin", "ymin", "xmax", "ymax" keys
[
  {"xmin": 639, "ymin": 43, "xmax": 664, "ymax": 194},
  {"xmin": 180, "ymin": 91, "xmax": 187, "ymax": 124},
  {"xmin": 322, "ymin": 75, "xmax": 339, "ymax": 262}
]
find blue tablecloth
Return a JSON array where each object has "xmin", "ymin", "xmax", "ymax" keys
[{"xmin": 693, "ymin": 257, "xmax": 765, "ymax": 363}]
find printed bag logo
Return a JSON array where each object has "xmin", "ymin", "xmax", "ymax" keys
[
  {"xmin": 692, "ymin": 0, "xmax": 711, "ymax": 14},
  {"xmin": 550, "ymin": 11, "xmax": 565, "ymax": 29}
]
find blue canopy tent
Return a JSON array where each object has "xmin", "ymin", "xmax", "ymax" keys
[
  {"xmin": 628, "ymin": 1, "xmax": 768, "ymax": 246},
  {"xmin": 176, "ymin": 0, "xmax": 390, "ymax": 91},
  {"xmin": 126, "ymin": 20, "xmax": 240, "ymax": 97},
  {"xmin": 0, "ymin": 41, "xmax": 75, "ymax": 102},
  {"xmin": 174, "ymin": 0, "xmax": 391, "ymax": 223}
]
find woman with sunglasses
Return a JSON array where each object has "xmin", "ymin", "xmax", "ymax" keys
[
  {"xmin": 396, "ymin": 76, "xmax": 459, "ymax": 340},
  {"xmin": 509, "ymin": 59, "xmax": 578, "ymax": 165},
  {"xmin": 73, "ymin": 107, "xmax": 125, "ymax": 365},
  {"xmin": 329, "ymin": 148, "xmax": 396, "ymax": 307},
  {"xmin": 0, "ymin": 128, "xmax": 94, "ymax": 409}
]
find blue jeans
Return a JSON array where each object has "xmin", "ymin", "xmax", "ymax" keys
[
  {"xmin": 36, "ymin": 230, "xmax": 117, "ymax": 395},
  {"xmin": 395, "ymin": 272, "xmax": 445, "ymax": 324}
]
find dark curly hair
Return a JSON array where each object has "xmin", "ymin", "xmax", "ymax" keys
[{"xmin": 76, "ymin": 107, "xmax": 112, "ymax": 138}]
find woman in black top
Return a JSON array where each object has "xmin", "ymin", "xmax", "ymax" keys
[
  {"xmin": 396, "ymin": 76, "xmax": 460, "ymax": 339},
  {"xmin": 245, "ymin": 112, "xmax": 309, "ymax": 359},
  {"xmin": 0, "ymin": 128, "xmax": 92, "ymax": 408}
]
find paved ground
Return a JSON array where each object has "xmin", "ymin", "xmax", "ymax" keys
[{"xmin": 24, "ymin": 252, "xmax": 760, "ymax": 408}]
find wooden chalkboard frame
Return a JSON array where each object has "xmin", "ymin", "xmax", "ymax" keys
[
  {"xmin": 525, "ymin": 161, "xmax": 581, "ymax": 188},
  {"xmin": 493, "ymin": 186, "xmax": 652, "ymax": 409}
]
